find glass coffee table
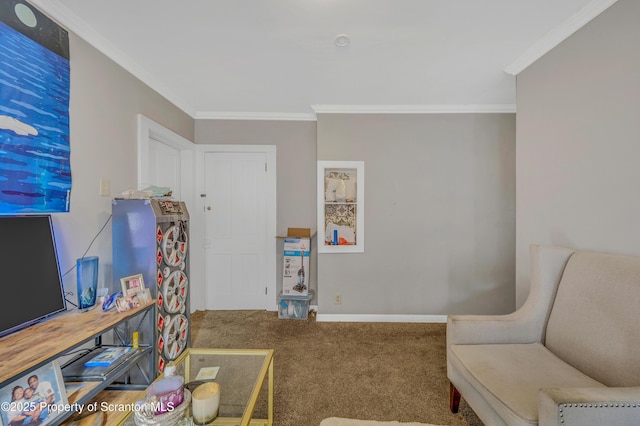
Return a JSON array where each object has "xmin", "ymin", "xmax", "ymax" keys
[{"xmin": 122, "ymin": 348, "xmax": 274, "ymax": 426}]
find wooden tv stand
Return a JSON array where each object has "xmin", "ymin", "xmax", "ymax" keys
[{"xmin": 0, "ymin": 302, "xmax": 156, "ymax": 425}]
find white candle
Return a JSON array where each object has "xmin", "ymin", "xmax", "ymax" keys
[{"xmin": 191, "ymin": 382, "xmax": 220, "ymax": 425}]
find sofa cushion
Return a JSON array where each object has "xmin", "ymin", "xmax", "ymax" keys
[
  {"xmin": 450, "ymin": 343, "xmax": 605, "ymax": 425},
  {"xmin": 545, "ymin": 251, "xmax": 640, "ymax": 387}
]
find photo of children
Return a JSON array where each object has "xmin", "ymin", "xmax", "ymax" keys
[{"xmin": 0, "ymin": 362, "xmax": 67, "ymax": 426}]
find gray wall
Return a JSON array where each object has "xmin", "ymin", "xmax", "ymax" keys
[
  {"xmin": 194, "ymin": 120, "xmax": 319, "ymax": 299},
  {"xmin": 52, "ymin": 32, "xmax": 517, "ymax": 317},
  {"xmin": 54, "ymin": 34, "xmax": 193, "ymax": 296},
  {"xmin": 515, "ymin": 0, "xmax": 640, "ymax": 307},
  {"xmin": 317, "ymin": 113, "xmax": 516, "ymax": 315}
]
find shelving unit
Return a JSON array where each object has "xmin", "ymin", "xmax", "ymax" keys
[
  {"xmin": 0, "ymin": 302, "xmax": 155, "ymax": 425},
  {"xmin": 317, "ymin": 160, "xmax": 365, "ymax": 253}
]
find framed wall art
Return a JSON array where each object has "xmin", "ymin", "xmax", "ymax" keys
[{"xmin": 0, "ymin": 1, "xmax": 72, "ymax": 213}]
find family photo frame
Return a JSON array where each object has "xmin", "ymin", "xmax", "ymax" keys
[
  {"xmin": 120, "ymin": 273, "xmax": 145, "ymax": 297},
  {"xmin": 117, "ymin": 273, "xmax": 152, "ymax": 312},
  {"xmin": 0, "ymin": 361, "xmax": 68, "ymax": 426}
]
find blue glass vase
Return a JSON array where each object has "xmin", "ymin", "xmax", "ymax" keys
[{"xmin": 77, "ymin": 256, "xmax": 99, "ymax": 311}]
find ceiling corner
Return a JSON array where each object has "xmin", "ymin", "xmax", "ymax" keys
[{"xmin": 504, "ymin": 0, "xmax": 619, "ymax": 75}]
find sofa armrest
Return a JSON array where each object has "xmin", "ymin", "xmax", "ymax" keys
[
  {"xmin": 539, "ymin": 387, "xmax": 640, "ymax": 426},
  {"xmin": 447, "ymin": 311, "xmax": 539, "ymax": 345},
  {"xmin": 447, "ymin": 245, "xmax": 576, "ymax": 346}
]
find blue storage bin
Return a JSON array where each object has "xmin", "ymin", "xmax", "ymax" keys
[{"xmin": 277, "ymin": 290, "xmax": 314, "ymax": 320}]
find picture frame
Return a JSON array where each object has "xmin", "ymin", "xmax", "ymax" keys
[
  {"xmin": 0, "ymin": 360, "xmax": 69, "ymax": 426},
  {"xmin": 120, "ymin": 273, "xmax": 145, "ymax": 297},
  {"xmin": 137, "ymin": 288, "xmax": 152, "ymax": 305},
  {"xmin": 116, "ymin": 294, "xmax": 140, "ymax": 313}
]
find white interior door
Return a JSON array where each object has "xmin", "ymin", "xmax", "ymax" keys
[{"xmin": 202, "ymin": 149, "xmax": 275, "ymax": 310}]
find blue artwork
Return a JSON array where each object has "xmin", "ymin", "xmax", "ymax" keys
[{"xmin": 0, "ymin": 1, "xmax": 71, "ymax": 213}]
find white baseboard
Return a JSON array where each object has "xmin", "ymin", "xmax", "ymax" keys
[{"xmin": 315, "ymin": 314, "xmax": 447, "ymax": 323}]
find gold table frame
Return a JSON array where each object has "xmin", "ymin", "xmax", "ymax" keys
[{"xmin": 121, "ymin": 348, "xmax": 274, "ymax": 426}]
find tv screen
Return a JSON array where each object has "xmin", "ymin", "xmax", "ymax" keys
[{"xmin": 0, "ymin": 215, "xmax": 67, "ymax": 338}]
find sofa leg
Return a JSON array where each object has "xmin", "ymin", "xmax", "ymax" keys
[{"xmin": 450, "ymin": 382, "xmax": 461, "ymax": 413}]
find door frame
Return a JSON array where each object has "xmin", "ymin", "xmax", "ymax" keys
[
  {"xmin": 137, "ymin": 114, "xmax": 196, "ymax": 200},
  {"xmin": 196, "ymin": 144, "xmax": 277, "ymax": 311},
  {"xmin": 136, "ymin": 115, "xmax": 201, "ymax": 308}
]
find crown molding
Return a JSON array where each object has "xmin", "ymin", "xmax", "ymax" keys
[
  {"xmin": 194, "ymin": 105, "xmax": 516, "ymax": 121},
  {"xmin": 505, "ymin": 0, "xmax": 618, "ymax": 75},
  {"xmin": 312, "ymin": 104, "xmax": 516, "ymax": 114},
  {"xmin": 194, "ymin": 111, "xmax": 317, "ymax": 121},
  {"xmin": 28, "ymin": 0, "xmax": 197, "ymax": 117}
]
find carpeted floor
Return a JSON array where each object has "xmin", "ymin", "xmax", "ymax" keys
[{"xmin": 190, "ymin": 310, "xmax": 483, "ymax": 426}]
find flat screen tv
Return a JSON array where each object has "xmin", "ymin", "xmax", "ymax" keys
[{"xmin": 0, "ymin": 215, "xmax": 67, "ymax": 338}]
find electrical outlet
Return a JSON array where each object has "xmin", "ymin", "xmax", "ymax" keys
[
  {"xmin": 99, "ymin": 178, "xmax": 111, "ymax": 197},
  {"xmin": 334, "ymin": 293, "xmax": 342, "ymax": 305}
]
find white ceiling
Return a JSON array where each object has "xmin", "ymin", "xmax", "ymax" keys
[{"xmin": 30, "ymin": 0, "xmax": 616, "ymax": 120}]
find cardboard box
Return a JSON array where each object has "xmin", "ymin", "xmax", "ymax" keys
[
  {"xmin": 282, "ymin": 228, "xmax": 311, "ymax": 296},
  {"xmin": 286, "ymin": 227, "xmax": 311, "ymax": 238}
]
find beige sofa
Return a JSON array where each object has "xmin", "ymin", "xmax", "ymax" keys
[{"xmin": 447, "ymin": 245, "xmax": 640, "ymax": 425}]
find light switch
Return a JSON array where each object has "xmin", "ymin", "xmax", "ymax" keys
[{"xmin": 99, "ymin": 178, "xmax": 110, "ymax": 197}]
